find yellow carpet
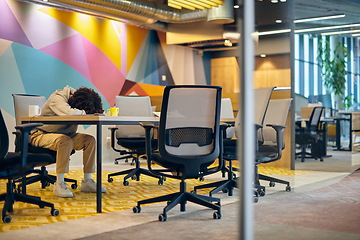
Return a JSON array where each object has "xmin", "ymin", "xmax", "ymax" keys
[{"xmin": 0, "ymin": 166, "xmax": 311, "ymax": 232}]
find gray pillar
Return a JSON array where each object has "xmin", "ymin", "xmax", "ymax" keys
[{"xmin": 238, "ymin": 0, "xmax": 254, "ymax": 239}]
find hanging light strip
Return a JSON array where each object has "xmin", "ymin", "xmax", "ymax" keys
[
  {"xmin": 168, "ymin": 0, "xmax": 223, "ymax": 10},
  {"xmin": 321, "ymin": 29, "xmax": 360, "ymax": 36}
]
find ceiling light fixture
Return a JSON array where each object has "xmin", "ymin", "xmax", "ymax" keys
[
  {"xmin": 352, "ymin": 33, "xmax": 360, "ymax": 37},
  {"xmin": 168, "ymin": 0, "xmax": 223, "ymax": 10},
  {"xmin": 276, "ymin": 19, "xmax": 282, "ymax": 23},
  {"xmin": 280, "ymin": 0, "xmax": 286, "ymax": 2},
  {"xmin": 260, "ymin": 54, "xmax": 266, "ymax": 57},
  {"xmin": 294, "ymin": 14, "xmax": 345, "ymax": 23},
  {"xmin": 234, "ymin": 5, "xmax": 239, "ymax": 8},
  {"xmin": 321, "ymin": 29, "xmax": 360, "ymax": 36},
  {"xmin": 271, "ymin": 0, "xmax": 278, "ymax": 3},
  {"xmin": 257, "ymin": 29, "xmax": 291, "ymax": 36},
  {"xmin": 295, "ymin": 23, "xmax": 360, "ymax": 33}
]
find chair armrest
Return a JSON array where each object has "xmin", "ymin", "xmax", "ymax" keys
[
  {"xmin": 15, "ymin": 123, "xmax": 43, "ymax": 172},
  {"xmin": 140, "ymin": 122, "xmax": 156, "ymax": 173},
  {"xmin": 266, "ymin": 124, "xmax": 286, "ymax": 155}
]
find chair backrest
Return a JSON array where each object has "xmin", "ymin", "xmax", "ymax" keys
[
  {"xmin": 12, "ymin": 94, "xmax": 47, "ymax": 125},
  {"xmin": 308, "ymin": 106, "xmax": 324, "ymax": 131},
  {"xmin": 157, "ymin": 85, "xmax": 222, "ymax": 177},
  {"xmin": 221, "ymin": 98, "xmax": 235, "ymax": 139},
  {"xmin": 262, "ymin": 99, "xmax": 292, "ymax": 146},
  {"xmin": 234, "ymin": 87, "xmax": 274, "ymax": 140},
  {"xmin": 115, "ymin": 96, "xmax": 153, "ymax": 138},
  {"xmin": 0, "ymin": 109, "xmax": 9, "ymax": 161}
]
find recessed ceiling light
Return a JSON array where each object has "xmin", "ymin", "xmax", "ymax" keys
[
  {"xmin": 260, "ymin": 54, "xmax": 266, "ymax": 58},
  {"xmin": 234, "ymin": 5, "xmax": 239, "ymax": 8},
  {"xmin": 271, "ymin": 0, "xmax": 278, "ymax": 3},
  {"xmin": 280, "ymin": 0, "xmax": 286, "ymax": 2},
  {"xmin": 276, "ymin": 19, "xmax": 282, "ymax": 23}
]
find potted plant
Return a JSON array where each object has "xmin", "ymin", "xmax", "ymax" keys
[{"xmin": 317, "ymin": 39, "xmax": 350, "ymax": 110}]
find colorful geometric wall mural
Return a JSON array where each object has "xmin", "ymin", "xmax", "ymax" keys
[{"xmin": 0, "ymin": 0, "xmax": 211, "ymax": 122}]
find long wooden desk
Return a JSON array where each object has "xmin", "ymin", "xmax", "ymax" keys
[
  {"xmin": 21, "ymin": 115, "xmax": 160, "ymax": 213},
  {"xmin": 21, "ymin": 115, "xmax": 235, "ymax": 213}
]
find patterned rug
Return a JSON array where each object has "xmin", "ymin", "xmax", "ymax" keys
[{"xmin": 0, "ymin": 166, "xmax": 311, "ymax": 233}]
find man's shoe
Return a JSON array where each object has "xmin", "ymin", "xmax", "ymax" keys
[
  {"xmin": 81, "ymin": 179, "xmax": 107, "ymax": 193},
  {"xmin": 53, "ymin": 181, "xmax": 73, "ymax": 198}
]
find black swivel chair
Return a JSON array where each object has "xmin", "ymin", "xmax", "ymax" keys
[
  {"xmin": 295, "ymin": 106, "xmax": 325, "ymax": 162},
  {"xmin": 133, "ymin": 85, "xmax": 224, "ymax": 221},
  {"xmin": 107, "ymin": 95, "xmax": 163, "ymax": 186},
  {"xmin": 0, "ymin": 109, "xmax": 59, "ymax": 223},
  {"xmin": 12, "ymin": 94, "xmax": 77, "ymax": 193}
]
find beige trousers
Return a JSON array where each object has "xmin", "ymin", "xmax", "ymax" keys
[{"xmin": 30, "ymin": 131, "xmax": 96, "ymax": 174}]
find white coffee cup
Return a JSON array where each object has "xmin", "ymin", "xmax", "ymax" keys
[{"xmin": 29, "ymin": 105, "xmax": 41, "ymax": 117}]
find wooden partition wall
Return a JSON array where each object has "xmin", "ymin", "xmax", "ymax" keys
[{"xmin": 211, "ymin": 54, "xmax": 292, "ymax": 169}]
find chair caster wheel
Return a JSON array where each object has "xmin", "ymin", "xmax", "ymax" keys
[
  {"xmin": 254, "ymin": 196, "xmax": 259, "ymax": 203},
  {"xmin": 213, "ymin": 212, "xmax": 221, "ymax": 219},
  {"xmin": 159, "ymin": 214, "xmax": 167, "ymax": 222},
  {"xmin": 115, "ymin": 161, "xmax": 119, "ymax": 165},
  {"xmin": 190, "ymin": 190, "xmax": 196, "ymax": 194},
  {"xmin": 222, "ymin": 188, "xmax": 229, "ymax": 193},
  {"xmin": 158, "ymin": 179, "xmax": 163, "ymax": 185},
  {"xmin": 320, "ymin": 158, "xmax": 324, "ymax": 162},
  {"xmin": 123, "ymin": 181, "xmax": 129, "ymax": 186},
  {"xmin": 162, "ymin": 177, "xmax": 166, "ymax": 181},
  {"xmin": 258, "ymin": 189, "xmax": 265, "ymax": 197},
  {"xmin": 108, "ymin": 178, "xmax": 113, "ymax": 183},
  {"xmin": 46, "ymin": 182, "xmax": 51, "ymax": 187},
  {"xmin": 301, "ymin": 159, "xmax": 305, "ymax": 162},
  {"xmin": 131, "ymin": 175, "xmax": 137, "ymax": 180},
  {"xmin": 269, "ymin": 182, "xmax": 275, "ymax": 187},
  {"xmin": 71, "ymin": 184, "xmax": 77, "ymax": 189},
  {"xmin": 199, "ymin": 177, "xmax": 204, "ymax": 181},
  {"xmin": 51, "ymin": 208, "xmax": 60, "ymax": 216},
  {"xmin": 286, "ymin": 186, "xmax": 291, "ymax": 192},
  {"xmin": 2, "ymin": 215, "xmax": 11, "ymax": 223},
  {"xmin": 133, "ymin": 206, "xmax": 141, "ymax": 213}
]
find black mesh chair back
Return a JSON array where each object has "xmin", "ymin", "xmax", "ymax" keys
[{"xmin": 157, "ymin": 85, "xmax": 222, "ymax": 178}]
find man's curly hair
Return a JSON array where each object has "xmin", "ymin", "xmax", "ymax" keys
[{"xmin": 68, "ymin": 87, "xmax": 103, "ymax": 114}]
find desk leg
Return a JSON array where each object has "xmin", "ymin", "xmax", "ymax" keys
[
  {"xmin": 96, "ymin": 123, "xmax": 102, "ymax": 213},
  {"xmin": 336, "ymin": 119, "xmax": 341, "ymax": 150}
]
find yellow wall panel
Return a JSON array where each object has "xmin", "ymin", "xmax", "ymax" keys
[
  {"xmin": 38, "ymin": 7, "xmax": 121, "ymax": 70},
  {"xmin": 127, "ymin": 25, "xmax": 148, "ymax": 74}
]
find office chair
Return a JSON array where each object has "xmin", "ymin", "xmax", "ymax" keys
[
  {"xmin": 0, "ymin": 109, "xmax": 59, "ymax": 223},
  {"xmin": 193, "ymin": 87, "xmax": 275, "ymax": 198},
  {"xmin": 295, "ymin": 106, "xmax": 325, "ymax": 162},
  {"xmin": 256, "ymin": 99, "xmax": 292, "ymax": 194},
  {"xmin": 12, "ymin": 94, "xmax": 77, "ymax": 193},
  {"xmin": 107, "ymin": 96, "xmax": 163, "ymax": 186},
  {"xmin": 133, "ymin": 85, "xmax": 224, "ymax": 221}
]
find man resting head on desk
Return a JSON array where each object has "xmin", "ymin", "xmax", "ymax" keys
[{"xmin": 30, "ymin": 85, "xmax": 107, "ymax": 198}]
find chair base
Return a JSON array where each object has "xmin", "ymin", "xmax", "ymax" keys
[
  {"xmin": 258, "ymin": 174, "xmax": 291, "ymax": 192},
  {"xmin": 15, "ymin": 166, "xmax": 77, "ymax": 194},
  {"xmin": 0, "ymin": 180, "xmax": 59, "ymax": 223},
  {"xmin": 194, "ymin": 160, "xmax": 237, "ymax": 197},
  {"xmin": 134, "ymin": 180, "xmax": 221, "ymax": 221},
  {"xmin": 108, "ymin": 157, "xmax": 163, "ymax": 186},
  {"xmin": 296, "ymin": 145, "xmax": 323, "ymax": 162}
]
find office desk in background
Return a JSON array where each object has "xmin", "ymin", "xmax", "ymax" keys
[{"xmin": 21, "ymin": 115, "xmax": 236, "ymax": 213}]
